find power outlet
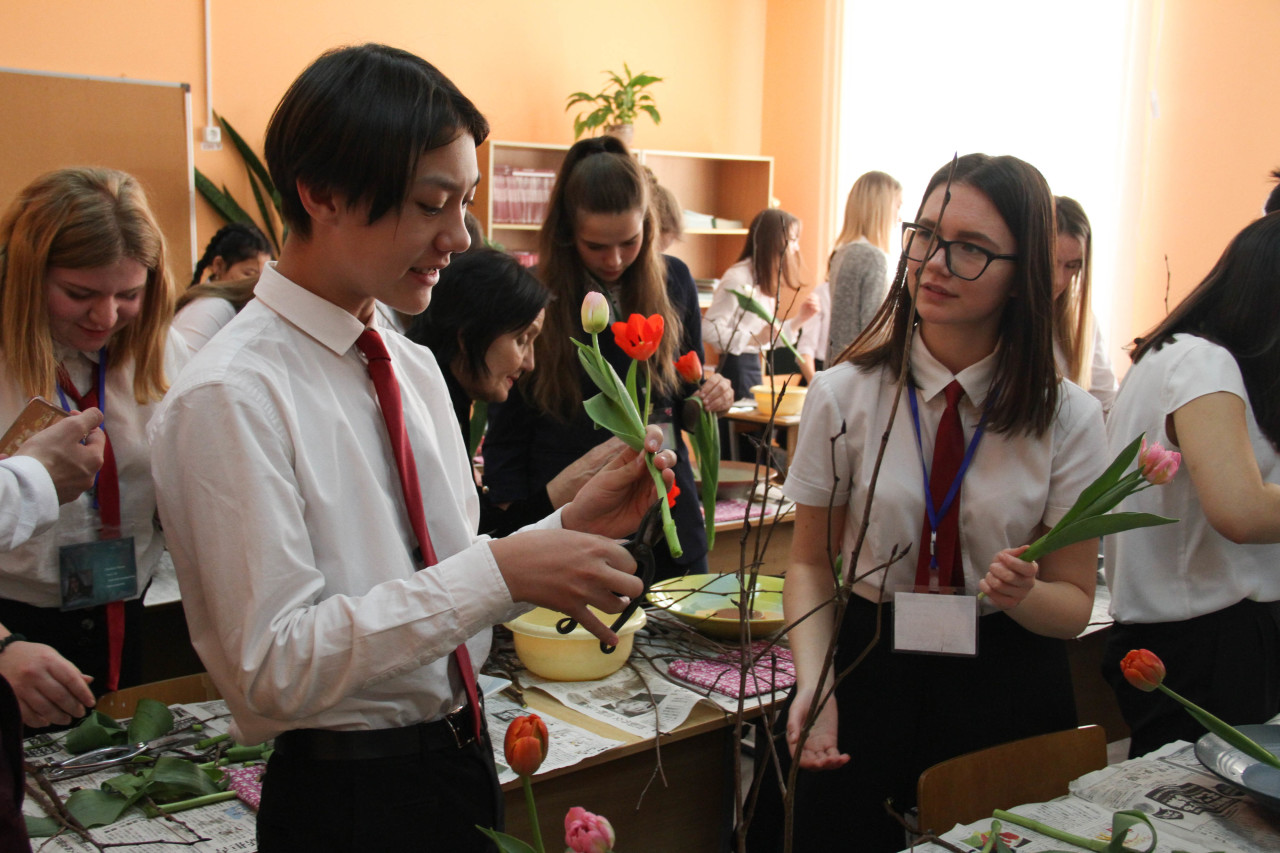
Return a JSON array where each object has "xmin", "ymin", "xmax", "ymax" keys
[{"xmin": 202, "ymin": 126, "xmax": 222, "ymax": 145}]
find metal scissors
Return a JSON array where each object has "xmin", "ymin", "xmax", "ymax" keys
[
  {"xmin": 556, "ymin": 497, "xmax": 662, "ymax": 654},
  {"xmin": 44, "ymin": 729, "xmax": 207, "ymax": 781}
]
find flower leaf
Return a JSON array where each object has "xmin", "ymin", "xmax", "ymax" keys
[
  {"xmin": 125, "ymin": 697, "xmax": 174, "ymax": 744},
  {"xmin": 1056, "ymin": 433, "xmax": 1144, "ymax": 530},
  {"xmin": 475, "ymin": 826, "xmax": 539, "ymax": 853},
  {"xmin": 1023, "ymin": 512, "xmax": 1176, "ymax": 562},
  {"xmin": 64, "ymin": 710, "xmax": 126, "ymax": 754},
  {"xmin": 583, "ymin": 394, "xmax": 645, "ymax": 451}
]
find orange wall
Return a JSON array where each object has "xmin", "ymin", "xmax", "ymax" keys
[
  {"xmin": 1120, "ymin": 0, "xmax": 1280, "ymax": 364},
  {"xmin": 0, "ymin": 0, "xmax": 768, "ymax": 270},
  {"xmin": 761, "ymin": 0, "xmax": 842, "ymax": 316}
]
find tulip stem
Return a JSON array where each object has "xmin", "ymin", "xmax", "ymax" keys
[
  {"xmin": 1155, "ymin": 684, "xmax": 1280, "ymax": 768},
  {"xmin": 522, "ymin": 776, "xmax": 545, "ymax": 853},
  {"xmin": 992, "ymin": 810, "xmax": 1107, "ymax": 851}
]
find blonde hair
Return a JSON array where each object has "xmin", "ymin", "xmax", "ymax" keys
[
  {"xmin": 0, "ymin": 167, "xmax": 175, "ymax": 403},
  {"xmin": 1054, "ymin": 196, "xmax": 1093, "ymax": 388},
  {"xmin": 832, "ymin": 170, "xmax": 902, "ymax": 256}
]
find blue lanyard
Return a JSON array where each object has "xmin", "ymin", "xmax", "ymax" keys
[
  {"xmin": 55, "ymin": 348, "xmax": 108, "ymax": 509},
  {"xmin": 908, "ymin": 383, "xmax": 986, "ymax": 571}
]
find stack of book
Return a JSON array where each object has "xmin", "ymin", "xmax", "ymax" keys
[{"xmin": 492, "ymin": 166, "xmax": 557, "ymax": 225}]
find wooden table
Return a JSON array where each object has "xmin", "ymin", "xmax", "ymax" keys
[{"xmin": 722, "ymin": 406, "xmax": 801, "ymax": 470}]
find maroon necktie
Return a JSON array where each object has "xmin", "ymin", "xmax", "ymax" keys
[
  {"xmin": 355, "ymin": 329, "xmax": 483, "ymax": 738},
  {"xmin": 915, "ymin": 380, "xmax": 966, "ymax": 591},
  {"xmin": 56, "ymin": 360, "xmax": 125, "ymax": 692}
]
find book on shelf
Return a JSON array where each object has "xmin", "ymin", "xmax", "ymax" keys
[
  {"xmin": 492, "ymin": 165, "xmax": 557, "ymax": 226},
  {"xmin": 683, "ymin": 209, "xmax": 744, "ymax": 230}
]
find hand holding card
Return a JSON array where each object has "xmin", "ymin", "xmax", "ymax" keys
[{"xmin": 4, "ymin": 403, "xmax": 106, "ymax": 504}]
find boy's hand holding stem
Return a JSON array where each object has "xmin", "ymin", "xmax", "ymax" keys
[{"xmin": 490, "ymin": 425, "xmax": 675, "ymax": 647}]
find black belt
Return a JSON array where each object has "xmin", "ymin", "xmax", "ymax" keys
[{"xmin": 273, "ymin": 705, "xmax": 477, "ymax": 761}]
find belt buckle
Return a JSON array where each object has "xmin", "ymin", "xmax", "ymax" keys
[{"xmin": 443, "ymin": 705, "xmax": 471, "ymax": 749}]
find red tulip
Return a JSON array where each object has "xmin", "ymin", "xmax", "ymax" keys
[
  {"xmin": 1120, "ymin": 648, "xmax": 1166, "ymax": 692},
  {"xmin": 675, "ymin": 350, "xmax": 703, "ymax": 384},
  {"xmin": 666, "ymin": 483, "xmax": 681, "ymax": 509},
  {"xmin": 504, "ymin": 713, "xmax": 549, "ymax": 777},
  {"xmin": 611, "ymin": 313, "xmax": 664, "ymax": 361}
]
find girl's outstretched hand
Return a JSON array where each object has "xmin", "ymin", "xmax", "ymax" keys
[{"xmin": 787, "ymin": 685, "xmax": 850, "ymax": 771}]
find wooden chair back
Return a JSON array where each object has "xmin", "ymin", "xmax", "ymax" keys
[
  {"xmin": 916, "ymin": 724, "xmax": 1108, "ymax": 837},
  {"xmin": 95, "ymin": 672, "xmax": 222, "ymax": 719}
]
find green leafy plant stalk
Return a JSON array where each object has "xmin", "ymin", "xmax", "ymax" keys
[{"xmin": 194, "ymin": 112, "xmax": 285, "ymax": 254}]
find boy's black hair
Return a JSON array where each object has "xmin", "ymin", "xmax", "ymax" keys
[
  {"xmin": 407, "ymin": 250, "xmax": 548, "ymax": 379},
  {"xmin": 1265, "ymin": 167, "xmax": 1280, "ymax": 216},
  {"xmin": 265, "ymin": 44, "xmax": 489, "ymax": 239}
]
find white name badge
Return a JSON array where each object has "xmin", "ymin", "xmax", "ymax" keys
[{"xmin": 893, "ymin": 589, "xmax": 979, "ymax": 657}]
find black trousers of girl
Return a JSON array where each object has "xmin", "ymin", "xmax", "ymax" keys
[{"xmin": 745, "ymin": 596, "xmax": 1077, "ymax": 853}]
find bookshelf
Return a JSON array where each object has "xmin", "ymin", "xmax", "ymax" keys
[{"xmin": 475, "ymin": 140, "xmax": 774, "ymax": 281}]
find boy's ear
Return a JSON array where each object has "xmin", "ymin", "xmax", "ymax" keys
[{"xmin": 296, "ymin": 179, "xmax": 342, "ymax": 226}]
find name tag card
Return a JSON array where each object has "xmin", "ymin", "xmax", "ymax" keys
[
  {"xmin": 59, "ymin": 537, "xmax": 137, "ymax": 611},
  {"xmin": 893, "ymin": 588, "xmax": 979, "ymax": 657}
]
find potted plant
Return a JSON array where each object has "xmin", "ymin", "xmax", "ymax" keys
[{"xmin": 565, "ymin": 63, "xmax": 662, "ymax": 143}]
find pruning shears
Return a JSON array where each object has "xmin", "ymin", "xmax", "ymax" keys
[
  {"xmin": 43, "ymin": 729, "xmax": 207, "ymax": 781},
  {"xmin": 556, "ymin": 498, "xmax": 662, "ymax": 654}
]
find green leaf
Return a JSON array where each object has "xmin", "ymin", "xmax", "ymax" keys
[
  {"xmin": 65, "ymin": 710, "xmax": 126, "ymax": 754},
  {"xmin": 1104, "ymin": 810, "xmax": 1157, "ymax": 853},
  {"xmin": 729, "ymin": 290, "xmax": 800, "ymax": 358},
  {"xmin": 625, "ymin": 358, "xmax": 640, "ymax": 417},
  {"xmin": 23, "ymin": 815, "xmax": 62, "ymax": 838},
  {"xmin": 1023, "ymin": 512, "xmax": 1177, "ymax": 562},
  {"xmin": 195, "ymin": 169, "xmax": 251, "ymax": 226},
  {"xmin": 65, "ymin": 787, "xmax": 134, "ymax": 828},
  {"xmin": 1056, "ymin": 433, "xmax": 1144, "ymax": 530},
  {"xmin": 640, "ymin": 105, "xmax": 662, "ymax": 125},
  {"xmin": 246, "ymin": 169, "xmax": 282, "ymax": 255},
  {"xmin": 468, "ymin": 400, "xmax": 488, "ymax": 459},
  {"xmin": 125, "ymin": 698, "xmax": 174, "ymax": 744},
  {"xmin": 628, "ymin": 73, "xmax": 663, "ymax": 88},
  {"xmin": 583, "ymin": 394, "xmax": 645, "ymax": 450},
  {"xmin": 217, "ymin": 113, "xmax": 277, "ymax": 199},
  {"xmin": 475, "ymin": 826, "xmax": 539, "ymax": 853}
]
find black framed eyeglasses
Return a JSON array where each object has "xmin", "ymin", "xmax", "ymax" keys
[{"xmin": 901, "ymin": 222, "xmax": 1018, "ymax": 281}]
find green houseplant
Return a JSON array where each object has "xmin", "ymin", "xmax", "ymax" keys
[
  {"xmin": 194, "ymin": 112, "xmax": 285, "ymax": 254},
  {"xmin": 565, "ymin": 63, "xmax": 662, "ymax": 142}
]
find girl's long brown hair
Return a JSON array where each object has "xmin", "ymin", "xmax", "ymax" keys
[
  {"xmin": 0, "ymin": 167, "xmax": 175, "ymax": 403},
  {"xmin": 839, "ymin": 154, "xmax": 1059, "ymax": 437},
  {"xmin": 528, "ymin": 136, "xmax": 681, "ymax": 420},
  {"xmin": 738, "ymin": 208, "xmax": 804, "ymax": 299}
]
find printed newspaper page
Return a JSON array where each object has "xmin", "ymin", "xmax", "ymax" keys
[{"xmin": 485, "ymin": 692, "xmax": 624, "ymax": 786}]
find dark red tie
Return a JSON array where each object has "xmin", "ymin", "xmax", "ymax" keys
[
  {"xmin": 56, "ymin": 360, "xmax": 125, "ymax": 692},
  {"xmin": 355, "ymin": 329, "xmax": 483, "ymax": 738},
  {"xmin": 915, "ymin": 380, "xmax": 966, "ymax": 591}
]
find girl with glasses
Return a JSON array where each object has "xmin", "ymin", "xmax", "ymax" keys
[{"xmin": 748, "ymin": 154, "xmax": 1107, "ymax": 851}]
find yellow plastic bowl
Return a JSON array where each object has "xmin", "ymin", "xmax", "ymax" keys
[
  {"xmin": 504, "ymin": 606, "xmax": 646, "ymax": 681},
  {"xmin": 751, "ymin": 384, "xmax": 806, "ymax": 417}
]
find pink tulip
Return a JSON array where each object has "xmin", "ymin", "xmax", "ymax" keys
[
  {"xmin": 564, "ymin": 806, "xmax": 615, "ymax": 853},
  {"xmin": 1138, "ymin": 438, "xmax": 1181, "ymax": 485},
  {"xmin": 581, "ymin": 292, "xmax": 610, "ymax": 335}
]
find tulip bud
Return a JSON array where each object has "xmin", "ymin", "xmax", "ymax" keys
[
  {"xmin": 565, "ymin": 806, "xmax": 616, "ymax": 853},
  {"xmin": 675, "ymin": 350, "xmax": 703, "ymax": 384},
  {"xmin": 581, "ymin": 292, "xmax": 610, "ymax": 334},
  {"xmin": 1120, "ymin": 648, "xmax": 1166, "ymax": 692},
  {"xmin": 1138, "ymin": 439, "xmax": 1181, "ymax": 486},
  {"xmin": 503, "ymin": 713, "xmax": 549, "ymax": 777}
]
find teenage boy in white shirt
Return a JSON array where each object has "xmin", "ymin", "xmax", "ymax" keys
[{"xmin": 150, "ymin": 44, "xmax": 673, "ymax": 852}]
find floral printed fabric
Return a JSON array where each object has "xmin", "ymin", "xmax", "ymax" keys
[{"xmin": 669, "ymin": 642, "xmax": 795, "ymax": 698}]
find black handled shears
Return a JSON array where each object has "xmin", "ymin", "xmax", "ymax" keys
[{"xmin": 556, "ymin": 498, "xmax": 663, "ymax": 654}]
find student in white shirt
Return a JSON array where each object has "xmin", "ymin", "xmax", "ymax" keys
[
  {"xmin": 149, "ymin": 45, "xmax": 673, "ymax": 853},
  {"xmin": 0, "ymin": 167, "xmax": 183, "ymax": 697},
  {"xmin": 702, "ymin": 209, "xmax": 820, "ymax": 400},
  {"xmin": 1103, "ymin": 211, "xmax": 1280, "ymax": 757},
  {"xmin": 1053, "ymin": 196, "xmax": 1117, "ymax": 413},
  {"xmin": 748, "ymin": 154, "xmax": 1107, "ymax": 852},
  {"xmin": 171, "ymin": 222, "xmax": 272, "ymax": 355}
]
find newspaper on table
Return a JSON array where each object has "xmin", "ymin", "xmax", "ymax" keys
[
  {"xmin": 518, "ymin": 656, "xmax": 702, "ymax": 739},
  {"xmin": 485, "ymin": 692, "xmax": 623, "ymax": 787},
  {"xmin": 22, "ymin": 700, "xmax": 258, "ymax": 852},
  {"xmin": 907, "ymin": 739, "xmax": 1280, "ymax": 853}
]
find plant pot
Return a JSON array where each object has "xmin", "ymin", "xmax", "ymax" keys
[{"xmin": 604, "ymin": 123, "xmax": 634, "ymax": 146}]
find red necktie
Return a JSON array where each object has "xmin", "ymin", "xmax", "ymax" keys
[
  {"xmin": 56, "ymin": 360, "xmax": 125, "ymax": 692},
  {"xmin": 355, "ymin": 329, "xmax": 483, "ymax": 738},
  {"xmin": 915, "ymin": 380, "xmax": 966, "ymax": 591}
]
